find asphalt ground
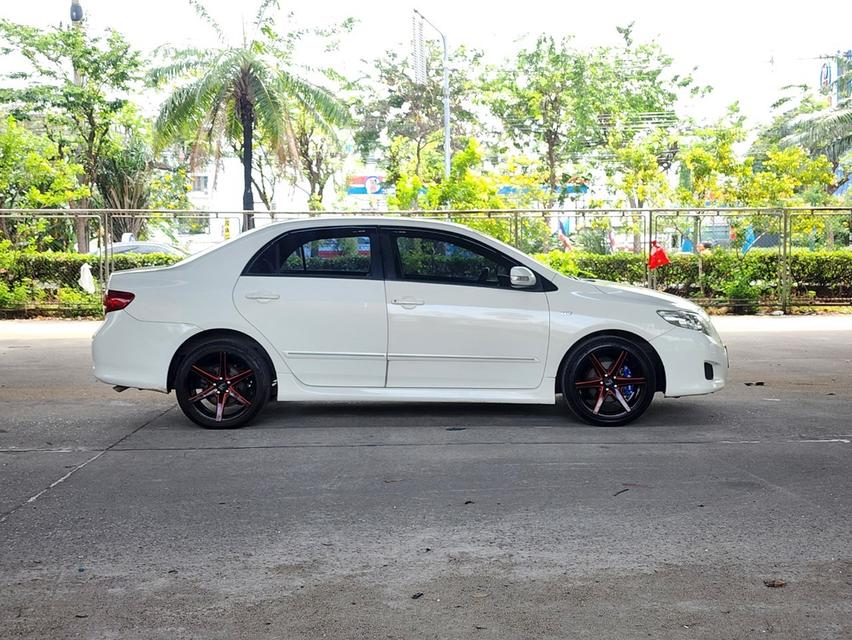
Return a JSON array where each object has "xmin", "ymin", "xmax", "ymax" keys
[{"xmin": 0, "ymin": 316, "xmax": 850, "ymax": 639}]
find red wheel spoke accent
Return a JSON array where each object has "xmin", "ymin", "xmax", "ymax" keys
[
  {"xmin": 614, "ymin": 376, "xmax": 645, "ymax": 385},
  {"xmin": 219, "ymin": 351, "xmax": 228, "ymax": 379},
  {"xmin": 228, "ymin": 386, "xmax": 252, "ymax": 407},
  {"xmin": 592, "ymin": 388, "xmax": 608, "ymax": 414},
  {"xmin": 608, "ymin": 350, "xmax": 627, "ymax": 376},
  {"xmin": 191, "ymin": 365, "xmax": 219, "ymax": 383},
  {"xmin": 227, "ymin": 368, "xmax": 254, "ymax": 385},
  {"xmin": 215, "ymin": 390, "xmax": 228, "ymax": 422},
  {"xmin": 589, "ymin": 354, "xmax": 607, "ymax": 378},
  {"xmin": 189, "ymin": 385, "xmax": 217, "ymax": 403},
  {"xmin": 575, "ymin": 378, "xmax": 603, "ymax": 389}
]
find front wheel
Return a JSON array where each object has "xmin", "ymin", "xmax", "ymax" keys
[
  {"xmin": 561, "ymin": 336, "xmax": 657, "ymax": 426},
  {"xmin": 175, "ymin": 338, "xmax": 270, "ymax": 429}
]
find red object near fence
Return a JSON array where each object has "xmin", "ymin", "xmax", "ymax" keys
[{"xmin": 648, "ymin": 240, "xmax": 670, "ymax": 270}]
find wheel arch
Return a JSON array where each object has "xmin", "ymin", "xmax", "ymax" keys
[
  {"xmin": 555, "ymin": 329, "xmax": 666, "ymax": 394},
  {"xmin": 167, "ymin": 328, "xmax": 278, "ymax": 395}
]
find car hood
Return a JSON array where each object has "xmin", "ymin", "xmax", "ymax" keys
[{"xmin": 585, "ymin": 279, "xmax": 701, "ymax": 312}]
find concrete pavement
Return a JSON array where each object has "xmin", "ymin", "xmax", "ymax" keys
[{"xmin": 0, "ymin": 316, "xmax": 850, "ymax": 639}]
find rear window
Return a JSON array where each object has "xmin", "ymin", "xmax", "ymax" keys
[{"xmin": 245, "ymin": 228, "xmax": 374, "ymax": 277}]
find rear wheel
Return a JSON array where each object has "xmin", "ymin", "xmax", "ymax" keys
[
  {"xmin": 561, "ymin": 336, "xmax": 656, "ymax": 426},
  {"xmin": 175, "ymin": 338, "xmax": 270, "ymax": 429}
]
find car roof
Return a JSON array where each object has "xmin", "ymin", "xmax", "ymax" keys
[
  {"xmin": 259, "ymin": 216, "xmax": 496, "ymax": 234},
  {"xmin": 244, "ymin": 216, "xmax": 560, "ymax": 279}
]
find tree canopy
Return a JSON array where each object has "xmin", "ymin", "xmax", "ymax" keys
[{"xmin": 149, "ymin": 0, "xmax": 348, "ymax": 226}]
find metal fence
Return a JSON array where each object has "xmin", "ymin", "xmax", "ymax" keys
[{"xmin": 1, "ymin": 207, "xmax": 851, "ymax": 315}]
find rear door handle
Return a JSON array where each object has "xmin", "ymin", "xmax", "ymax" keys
[
  {"xmin": 245, "ymin": 292, "xmax": 280, "ymax": 302},
  {"xmin": 391, "ymin": 297, "xmax": 425, "ymax": 308}
]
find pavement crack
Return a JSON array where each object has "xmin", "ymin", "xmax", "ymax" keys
[{"xmin": 0, "ymin": 405, "xmax": 175, "ymax": 525}]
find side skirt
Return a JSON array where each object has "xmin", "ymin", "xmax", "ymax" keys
[{"xmin": 274, "ymin": 375, "xmax": 557, "ymax": 405}]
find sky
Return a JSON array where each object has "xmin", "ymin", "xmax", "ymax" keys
[{"xmin": 2, "ymin": 0, "xmax": 851, "ymax": 129}]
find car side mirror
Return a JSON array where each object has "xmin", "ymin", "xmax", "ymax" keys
[{"xmin": 510, "ymin": 266, "xmax": 537, "ymax": 288}]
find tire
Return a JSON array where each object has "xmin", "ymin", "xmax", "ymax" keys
[
  {"xmin": 561, "ymin": 335, "xmax": 657, "ymax": 427},
  {"xmin": 175, "ymin": 337, "xmax": 270, "ymax": 429}
]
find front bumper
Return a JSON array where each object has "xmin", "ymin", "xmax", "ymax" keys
[
  {"xmin": 650, "ymin": 328, "xmax": 728, "ymax": 397},
  {"xmin": 92, "ymin": 311, "xmax": 200, "ymax": 392}
]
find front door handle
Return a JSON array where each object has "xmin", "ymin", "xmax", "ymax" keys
[
  {"xmin": 245, "ymin": 292, "xmax": 280, "ymax": 302},
  {"xmin": 390, "ymin": 297, "xmax": 425, "ymax": 308}
]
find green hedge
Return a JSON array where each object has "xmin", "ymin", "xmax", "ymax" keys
[
  {"xmin": 0, "ymin": 249, "xmax": 183, "ymax": 315},
  {"xmin": 2, "ymin": 246, "xmax": 851, "ymax": 315},
  {"xmin": 7, "ymin": 252, "xmax": 182, "ymax": 288},
  {"xmin": 533, "ymin": 248, "xmax": 852, "ymax": 299}
]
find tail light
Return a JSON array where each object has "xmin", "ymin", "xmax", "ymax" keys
[{"xmin": 104, "ymin": 289, "xmax": 135, "ymax": 313}]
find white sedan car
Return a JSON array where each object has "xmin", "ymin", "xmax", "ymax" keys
[{"xmin": 92, "ymin": 218, "xmax": 727, "ymax": 428}]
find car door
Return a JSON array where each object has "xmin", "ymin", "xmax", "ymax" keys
[
  {"xmin": 233, "ymin": 226, "xmax": 387, "ymax": 387},
  {"xmin": 382, "ymin": 227, "xmax": 550, "ymax": 389}
]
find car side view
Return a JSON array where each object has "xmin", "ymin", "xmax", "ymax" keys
[{"xmin": 92, "ymin": 218, "xmax": 728, "ymax": 428}]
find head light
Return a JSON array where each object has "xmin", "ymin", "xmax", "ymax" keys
[{"xmin": 657, "ymin": 309, "xmax": 712, "ymax": 335}]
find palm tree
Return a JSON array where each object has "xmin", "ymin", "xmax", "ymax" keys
[
  {"xmin": 777, "ymin": 62, "xmax": 852, "ymax": 191},
  {"xmin": 782, "ymin": 106, "xmax": 852, "ymax": 174},
  {"xmin": 150, "ymin": 0, "xmax": 347, "ymax": 228}
]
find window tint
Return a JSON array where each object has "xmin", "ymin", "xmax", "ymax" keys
[
  {"xmin": 392, "ymin": 232, "xmax": 512, "ymax": 287},
  {"xmin": 247, "ymin": 229, "xmax": 373, "ymax": 276}
]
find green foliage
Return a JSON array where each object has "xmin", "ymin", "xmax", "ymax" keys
[
  {"xmin": 424, "ymin": 139, "xmax": 504, "ymax": 210},
  {"xmin": 149, "ymin": 167, "xmax": 193, "ymax": 210},
  {"xmin": 0, "ymin": 246, "xmax": 184, "ymax": 315},
  {"xmin": 607, "ymin": 128, "xmax": 675, "ymax": 208},
  {"xmin": 6, "ymin": 251, "xmax": 179, "ymax": 289},
  {"xmin": 291, "ymin": 109, "xmax": 346, "ymax": 208},
  {"xmin": 533, "ymin": 250, "xmax": 579, "ymax": 276},
  {"xmin": 486, "ymin": 26, "xmax": 688, "ymax": 204},
  {"xmin": 353, "ymin": 43, "xmax": 483, "ymax": 178},
  {"xmin": 0, "ymin": 117, "xmax": 89, "ymax": 250},
  {"xmin": 737, "ymin": 147, "xmax": 833, "ymax": 206},
  {"xmin": 677, "ymin": 106, "xmax": 835, "ymax": 208},
  {"xmin": 719, "ymin": 269, "xmax": 762, "ymax": 314},
  {"xmin": 676, "ymin": 106, "xmax": 749, "ymax": 206},
  {"xmin": 55, "ymin": 287, "xmax": 102, "ymax": 313},
  {"xmin": 0, "ymin": 279, "xmax": 41, "ymax": 309},
  {"xmin": 768, "ymin": 78, "xmax": 852, "ymax": 180},
  {"xmin": 0, "ymin": 116, "xmax": 88, "ymax": 210},
  {"xmin": 0, "ymin": 18, "xmax": 144, "ymax": 252},
  {"xmin": 389, "ymin": 138, "xmax": 504, "ymax": 210}
]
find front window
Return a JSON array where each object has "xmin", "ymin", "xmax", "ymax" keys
[{"xmin": 391, "ymin": 231, "xmax": 512, "ymax": 287}]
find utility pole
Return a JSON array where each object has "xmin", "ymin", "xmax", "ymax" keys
[
  {"xmin": 413, "ymin": 9, "xmax": 451, "ymax": 180},
  {"xmin": 70, "ymin": 1, "xmax": 83, "ymax": 85},
  {"xmin": 70, "ymin": 1, "xmax": 84, "ymax": 23},
  {"xmin": 69, "ymin": 1, "xmax": 90, "ymax": 252}
]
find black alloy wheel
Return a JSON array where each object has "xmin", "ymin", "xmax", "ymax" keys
[
  {"xmin": 561, "ymin": 336, "xmax": 657, "ymax": 426},
  {"xmin": 175, "ymin": 338, "xmax": 270, "ymax": 429}
]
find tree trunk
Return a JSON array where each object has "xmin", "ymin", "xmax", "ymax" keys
[
  {"xmin": 75, "ymin": 214, "xmax": 89, "ymax": 253},
  {"xmin": 546, "ymin": 138, "xmax": 557, "ymax": 209},
  {"xmin": 241, "ymin": 96, "xmax": 255, "ymax": 231},
  {"xmin": 629, "ymin": 195, "xmax": 642, "ymax": 253}
]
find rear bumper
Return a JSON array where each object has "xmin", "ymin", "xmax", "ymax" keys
[
  {"xmin": 92, "ymin": 311, "xmax": 200, "ymax": 392},
  {"xmin": 650, "ymin": 329, "xmax": 728, "ymax": 397}
]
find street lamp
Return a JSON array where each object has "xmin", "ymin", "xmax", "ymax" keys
[
  {"xmin": 413, "ymin": 9, "xmax": 450, "ymax": 180},
  {"xmin": 70, "ymin": 0, "xmax": 84, "ymax": 24}
]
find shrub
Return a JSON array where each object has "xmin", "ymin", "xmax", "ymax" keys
[
  {"xmin": 8, "ymin": 251, "xmax": 182, "ymax": 288},
  {"xmin": 0, "ymin": 248, "xmax": 182, "ymax": 314}
]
